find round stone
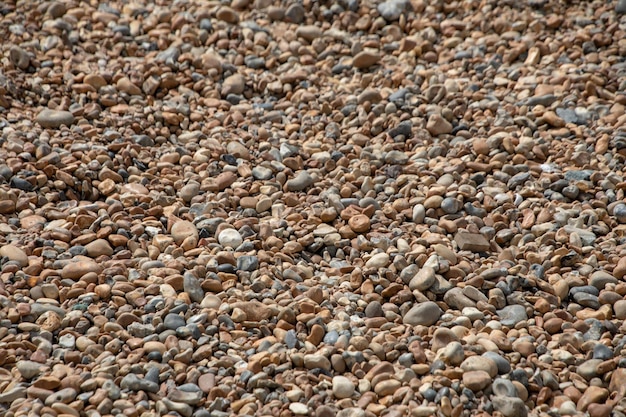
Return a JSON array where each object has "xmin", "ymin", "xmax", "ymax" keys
[
  {"xmin": 35, "ymin": 109, "xmax": 75, "ymax": 128},
  {"xmin": 218, "ymin": 228, "xmax": 243, "ymax": 249},
  {"xmin": 332, "ymin": 376, "xmax": 355, "ymax": 399},
  {"xmin": 0, "ymin": 244, "xmax": 28, "ymax": 267},
  {"xmin": 402, "ymin": 302, "xmax": 442, "ymax": 326}
]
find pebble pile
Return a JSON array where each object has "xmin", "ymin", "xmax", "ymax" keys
[{"xmin": 1, "ymin": 0, "xmax": 626, "ymax": 417}]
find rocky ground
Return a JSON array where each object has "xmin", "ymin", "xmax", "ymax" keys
[{"xmin": 1, "ymin": 0, "xmax": 626, "ymax": 416}]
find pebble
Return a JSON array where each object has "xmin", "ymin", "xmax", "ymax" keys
[
  {"xmin": 35, "ymin": 109, "xmax": 75, "ymax": 128},
  {"xmin": 493, "ymin": 396, "xmax": 528, "ymax": 417},
  {"xmin": 352, "ymin": 51, "xmax": 380, "ymax": 69},
  {"xmin": 0, "ymin": 1, "xmax": 623, "ymax": 417},
  {"xmin": 402, "ymin": 301, "xmax": 442, "ymax": 326},
  {"xmin": 497, "ymin": 305, "xmax": 528, "ymax": 327},
  {"xmin": 0, "ymin": 244, "xmax": 28, "ymax": 266},
  {"xmin": 218, "ymin": 228, "xmax": 243, "ymax": 248},
  {"xmin": 332, "ymin": 376, "xmax": 355, "ymax": 399}
]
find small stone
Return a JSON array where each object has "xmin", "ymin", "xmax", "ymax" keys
[
  {"xmin": 179, "ymin": 183, "xmax": 200, "ymax": 203},
  {"xmin": 183, "ymin": 272, "xmax": 204, "ymax": 303},
  {"xmin": 9, "ymin": 46, "xmax": 30, "ymax": 70},
  {"xmin": 377, "ymin": 0, "xmax": 407, "ymax": 20},
  {"xmin": 409, "ymin": 266, "xmax": 436, "ymax": 291},
  {"xmin": 614, "ymin": 300, "xmax": 626, "ymax": 319},
  {"xmin": 84, "ymin": 239, "xmax": 113, "ymax": 257},
  {"xmin": 589, "ymin": 271, "xmax": 617, "ymax": 289},
  {"xmin": 366, "ymin": 253, "xmax": 390, "ymax": 268},
  {"xmin": 0, "ymin": 387, "xmax": 26, "ymax": 403},
  {"xmin": 426, "ymin": 114, "xmax": 453, "ymax": 135},
  {"xmin": 289, "ymin": 403, "xmax": 309, "ymax": 415},
  {"xmin": 36, "ymin": 109, "xmax": 75, "ymax": 128},
  {"xmin": 365, "ymin": 301, "xmax": 384, "ymax": 318},
  {"xmin": 116, "ymin": 77, "xmax": 142, "ymax": 95},
  {"xmin": 84, "ymin": 74, "xmax": 107, "ymax": 90},
  {"xmin": 61, "ymin": 260, "xmax": 102, "ymax": 280},
  {"xmin": 374, "ymin": 379, "xmax": 401, "ymax": 396},
  {"xmin": 492, "ymin": 378, "xmax": 518, "ymax": 398},
  {"xmin": 353, "ymin": 51, "xmax": 380, "ymax": 69},
  {"xmin": 461, "ymin": 356, "xmax": 498, "ymax": 378},
  {"xmin": 222, "ymin": 74, "xmax": 245, "ymax": 96},
  {"xmin": 332, "ymin": 376, "xmax": 355, "ymax": 399},
  {"xmin": 304, "ymin": 354, "xmax": 331, "ymax": 371},
  {"xmin": 402, "ymin": 301, "xmax": 442, "ymax": 326},
  {"xmin": 577, "ymin": 386, "xmax": 609, "ymax": 412},
  {"xmin": 463, "ymin": 371, "xmax": 492, "ymax": 392},
  {"xmin": 172, "ymin": 221, "xmax": 199, "ymax": 247},
  {"xmin": 285, "ymin": 3, "xmax": 305, "ymax": 22},
  {"xmin": 497, "ymin": 305, "xmax": 528, "ymax": 327},
  {"xmin": 230, "ymin": 300, "xmax": 272, "ymax": 321},
  {"xmin": 439, "ymin": 341, "xmax": 464, "ymax": 366},
  {"xmin": 588, "ymin": 404, "xmax": 612, "ymax": 417},
  {"xmin": 454, "ymin": 232, "xmax": 490, "ymax": 252},
  {"xmin": 237, "ymin": 255, "xmax": 259, "ymax": 271},
  {"xmin": 218, "ymin": 228, "xmax": 243, "ymax": 248},
  {"xmin": 216, "ymin": 6, "xmax": 239, "ymax": 23},
  {"xmin": 296, "ymin": 25, "xmax": 322, "ymax": 42},
  {"xmin": 0, "ymin": 244, "xmax": 28, "ymax": 267},
  {"xmin": 120, "ymin": 373, "xmax": 159, "ymax": 393},
  {"xmin": 493, "ymin": 396, "xmax": 528, "ymax": 417},
  {"xmin": 348, "ymin": 214, "xmax": 370, "ymax": 233},
  {"xmin": 164, "ymin": 314, "xmax": 186, "ymax": 330},
  {"xmin": 286, "ymin": 171, "xmax": 315, "ymax": 191},
  {"xmin": 613, "ymin": 257, "xmax": 626, "ymax": 279},
  {"xmin": 17, "ymin": 360, "xmax": 44, "ymax": 379}
]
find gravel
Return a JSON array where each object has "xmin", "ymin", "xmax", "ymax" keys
[{"xmin": 1, "ymin": 0, "xmax": 626, "ymax": 416}]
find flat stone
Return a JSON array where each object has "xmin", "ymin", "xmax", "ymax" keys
[
  {"xmin": 402, "ymin": 301, "xmax": 442, "ymax": 326},
  {"xmin": 61, "ymin": 260, "xmax": 102, "ymax": 280},
  {"xmin": 16, "ymin": 360, "xmax": 44, "ymax": 379},
  {"xmin": 332, "ymin": 376, "xmax": 355, "ymax": 399},
  {"xmin": 218, "ymin": 228, "xmax": 243, "ymax": 248},
  {"xmin": 366, "ymin": 253, "xmax": 390, "ymax": 268},
  {"xmin": 303, "ymin": 354, "xmax": 331, "ymax": 371},
  {"xmin": 183, "ymin": 271, "xmax": 204, "ymax": 303},
  {"xmin": 454, "ymin": 232, "xmax": 490, "ymax": 252},
  {"xmin": 463, "ymin": 371, "xmax": 492, "ymax": 392},
  {"xmin": 36, "ymin": 109, "xmax": 75, "ymax": 128},
  {"xmin": 409, "ymin": 266, "xmax": 436, "ymax": 291},
  {"xmin": 286, "ymin": 171, "xmax": 315, "ymax": 191},
  {"xmin": 426, "ymin": 114, "xmax": 453, "ymax": 135},
  {"xmin": 497, "ymin": 305, "xmax": 528, "ymax": 327},
  {"xmin": 172, "ymin": 220, "xmax": 199, "ymax": 247},
  {"xmin": 461, "ymin": 356, "xmax": 498, "ymax": 378},
  {"xmin": 120, "ymin": 373, "xmax": 159, "ymax": 393},
  {"xmin": 84, "ymin": 239, "xmax": 113, "ymax": 257},
  {"xmin": 352, "ymin": 51, "xmax": 380, "ymax": 69},
  {"xmin": 0, "ymin": 244, "xmax": 28, "ymax": 266},
  {"xmin": 493, "ymin": 396, "xmax": 528, "ymax": 417}
]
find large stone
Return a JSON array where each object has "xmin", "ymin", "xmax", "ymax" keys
[
  {"xmin": 463, "ymin": 371, "xmax": 492, "ymax": 392},
  {"xmin": 352, "ymin": 51, "xmax": 380, "ymax": 69},
  {"xmin": 402, "ymin": 301, "xmax": 442, "ymax": 326},
  {"xmin": 36, "ymin": 109, "xmax": 75, "ymax": 128},
  {"xmin": 332, "ymin": 376, "xmax": 355, "ymax": 399},
  {"xmin": 426, "ymin": 114, "xmax": 453, "ymax": 135},
  {"xmin": 454, "ymin": 232, "xmax": 490, "ymax": 252},
  {"xmin": 409, "ymin": 266, "xmax": 436, "ymax": 291},
  {"xmin": 493, "ymin": 396, "xmax": 528, "ymax": 417},
  {"xmin": 171, "ymin": 221, "xmax": 199, "ymax": 246},
  {"xmin": 61, "ymin": 260, "xmax": 102, "ymax": 280},
  {"xmin": 0, "ymin": 244, "xmax": 28, "ymax": 267},
  {"xmin": 84, "ymin": 239, "xmax": 113, "ymax": 257}
]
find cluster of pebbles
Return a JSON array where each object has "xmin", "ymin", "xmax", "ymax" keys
[{"xmin": 1, "ymin": 0, "xmax": 626, "ymax": 416}]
